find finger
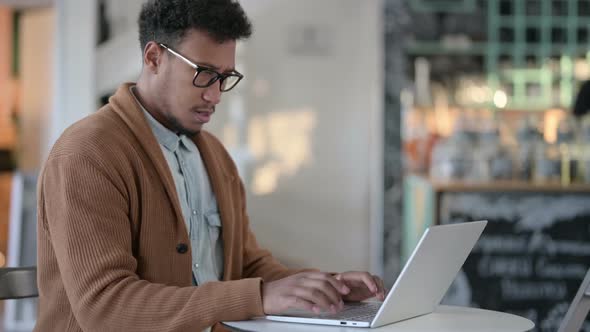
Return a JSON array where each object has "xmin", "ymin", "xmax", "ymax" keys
[
  {"xmin": 293, "ymin": 285, "xmax": 339, "ymax": 313},
  {"xmin": 372, "ymin": 276, "xmax": 384, "ymax": 292},
  {"xmin": 287, "ymin": 296, "xmax": 317, "ymax": 314},
  {"xmin": 302, "ymin": 278, "xmax": 344, "ymax": 309},
  {"xmin": 293, "ymin": 285, "xmax": 333, "ymax": 311},
  {"xmin": 306, "ymin": 272, "xmax": 350, "ymax": 295},
  {"xmin": 342, "ymin": 271, "xmax": 379, "ymax": 293},
  {"xmin": 337, "ymin": 278, "xmax": 365, "ymax": 288},
  {"xmin": 373, "ymin": 276, "xmax": 386, "ymax": 300}
]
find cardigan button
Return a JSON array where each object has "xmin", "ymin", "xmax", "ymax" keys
[{"xmin": 176, "ymin": 243, "xmax": 188, "ymax": 254}]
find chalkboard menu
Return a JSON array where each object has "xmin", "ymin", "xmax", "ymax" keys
[{"xmin": 439, "ymin": 192, "xmax": 590, "ymax": 332}]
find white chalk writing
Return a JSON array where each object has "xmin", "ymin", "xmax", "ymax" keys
[
  {"xmin": 543, "ymin": 239, "xmax": 590, "ymax": 256},
  {"xmin": 474, "ymin": 235, "xmax": 528, "ymax": 253},
  {"xmin": 501, "ymin": 279, "xmax": 567, "ymax": 301},
  {"xmin": 443, "ymin": 194, "xmax": 590, "ymax": 231},
  {"xmin": 477, "ymin": 256, "xmax": 533, "ymax": 278},
  {"xmin": 475, "ymin": 233, "xmax": 590, "ymax": 256},
  {"xmin": 536, "ymin": 258, "xmax": 589, "ymax": 279}
]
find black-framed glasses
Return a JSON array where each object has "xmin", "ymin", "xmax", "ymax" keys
[{"xmin": 159, "ymin": 43, "xmax": 243, "ymax": 92}]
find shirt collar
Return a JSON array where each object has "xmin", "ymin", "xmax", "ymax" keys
[
  {"xmin": 180, "ymin": 135, "xmax": 198, "ymax": 153},
  {"xmin": 130, "ymin": 86, "xmax": 198, "ymax": 153}
]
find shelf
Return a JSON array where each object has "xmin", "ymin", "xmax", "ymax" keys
[
  {"xmin": 409, "ymin": 0, "xmax": 477, "ymax": 13},
  {"xmin": 405, "ymin": 41, "xmax": 487, "ymax": 56},
  {"xmin": 429, "ymin": 179, "xmax": 590, "ymax": 193}
]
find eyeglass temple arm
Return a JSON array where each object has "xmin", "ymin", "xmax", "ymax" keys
[{"xmin": 159, "ymin": 44, "xmax": 198, "ymax": 70}]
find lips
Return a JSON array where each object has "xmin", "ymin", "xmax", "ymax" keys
[
  {"xmin": 192, "ymin": 108, "xmax": 214, "ymax": 123},
  {"xmin": 194, "ymin": 111, "xmax": 212, "ymax": 123}
]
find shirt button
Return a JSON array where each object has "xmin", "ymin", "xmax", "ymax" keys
[
  {"xmin": 192, "ymin": 210, "xmax": 197, "ymax": 215},
  {"xmin": 194, "ymin": 263, "xmax": 199, "ymax": 268},
  {"xmin": 176, "ymin": 243, "xmax": 188, "ymax": 254}
]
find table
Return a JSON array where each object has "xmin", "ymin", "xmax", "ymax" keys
[{"xmin": 222, "ymin": 305, "xmax": 535, "ymax": 332}]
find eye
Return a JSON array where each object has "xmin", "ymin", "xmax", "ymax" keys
[{"xmin": 193, "ymin": 69, "xmax": 219, "ymax": 87}]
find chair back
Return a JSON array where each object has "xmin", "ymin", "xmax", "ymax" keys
[
  {"xmin": 0, "ymin": 267, "xmax": 38, "ymax": 300},
  {"xmin": 558, "ymin": 267, "xmax": 590, "ymax": 332}
]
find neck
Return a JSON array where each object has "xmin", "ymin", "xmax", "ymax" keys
[{"xmin": 134, "ymin": 80, "xmax": 172, "ymax": 132}]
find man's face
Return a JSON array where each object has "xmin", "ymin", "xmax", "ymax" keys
[{"xmin": 152, "ymin": 29, "xmax": 237, "ymax": 136}]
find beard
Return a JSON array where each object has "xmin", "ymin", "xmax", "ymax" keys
[
  {"xmin": 165, "ymin": 112, "xmax": 200, "ymax": 137},
  {"xmin": 167, "ymin": 114, "xmax": 200, "ymax": 138}
]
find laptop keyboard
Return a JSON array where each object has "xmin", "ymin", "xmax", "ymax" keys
[{"xmin": 321, "ymin": 302, "xmax": 381, "ymax": 322}]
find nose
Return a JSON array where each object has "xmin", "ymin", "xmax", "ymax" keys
[{"xmin": 202, "ymin": 80, "xmax": 222, "ymax": 105}]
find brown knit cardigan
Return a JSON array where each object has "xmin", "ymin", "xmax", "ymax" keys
[{"xmin": 35, "ymin": 83, "xmax": 299, "ymax": 331}]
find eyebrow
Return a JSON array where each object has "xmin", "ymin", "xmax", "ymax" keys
[{"xmin": 195, "ymin": 61, "xmax": 236, "ymax": 73}]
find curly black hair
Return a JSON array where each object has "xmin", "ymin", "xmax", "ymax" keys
[{"xmin": 138, "ymin": 0, "xmax": 252, "ymax": 51}]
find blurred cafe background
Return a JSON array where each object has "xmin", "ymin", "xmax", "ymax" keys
[{"xmin": 0, "ymin": 0, "xmax": 589, "ymax": 331}]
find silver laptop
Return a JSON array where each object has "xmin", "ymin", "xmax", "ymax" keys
[{"xmin": 265, "ymin": 220, "xmax": 487, "ymax": 328}]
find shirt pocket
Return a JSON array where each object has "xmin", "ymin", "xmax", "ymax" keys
[
  {"xmin": 205, "ymin": 211, "xmax": 224, "ymax": 279},
  {"xmin": 204, "ymin": 211, "xmax": 222, "ymax": 243}
]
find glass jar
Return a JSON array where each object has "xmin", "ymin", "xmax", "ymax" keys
[
  {"xmin": 515, "ymin": 119, "xmax": 542, "ymax": 181},
  {"xmin": 475, "ymin": 129, "xmax": 513, "ymax": 181},
  {"xmin": 533, "ymin": 140, "xmax": 562, "ymax": 184},
  {"xmin": 556, "ymin": 117, "xmax": 577, "ymax": 185},
  {"xmin": 430, "ymin": 130, "xmax": 474, "ymax": 181},
  {"xmin": 576, "ymin": 116, "xmax": 590, "ymax": 183}
]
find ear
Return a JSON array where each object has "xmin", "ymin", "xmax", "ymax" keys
[{"xmin": 143, "ymin": 41, "xmax": 163, "ymax": 74}]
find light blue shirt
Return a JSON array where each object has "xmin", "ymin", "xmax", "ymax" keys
[{"xmin": 131, "ymin": 87, "xmax": 224, "ymax": 285}]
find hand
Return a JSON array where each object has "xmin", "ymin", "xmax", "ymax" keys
[
  {"xmin": 334, "ymin": 271, "xmax": 386, "ymax": 302},
  {"xmin": 261, "ymin": 272, "xmax": 351, "ymax": 315}
]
